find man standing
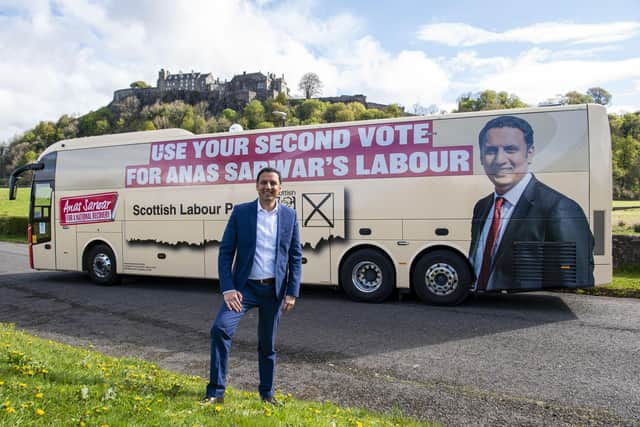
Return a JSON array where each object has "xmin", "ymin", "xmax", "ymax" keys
[
  {"xmin": 469, "ymin": 115, "xmax": 594, "ymax": 291},
  {"xmin": 204, "ymin": 167, "xmax": 302, "ymax": 404}
]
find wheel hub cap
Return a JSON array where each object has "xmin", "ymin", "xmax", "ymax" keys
[
  {"xmin": 352, "ymin": 261, "xmax": 383, "ymax": 293},
  {"xmin": 92, "ymin": 253, "xmax": 112, "ymax": 279},
  {"xmin": 424, "ymin": 262, "xmax": 458, "ymax": 296}
]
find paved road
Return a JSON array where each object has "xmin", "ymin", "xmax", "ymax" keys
[{"xmin": 0, "ymin": 242, "xmax": 638, "ymax": 426}]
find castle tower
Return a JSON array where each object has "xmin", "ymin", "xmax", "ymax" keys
[{"xmin": 157, "ymin": 69, "xmax": 170, "ymax": 90}]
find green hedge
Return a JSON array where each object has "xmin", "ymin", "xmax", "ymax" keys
[{"xmin": 0, "ymin": 216, "xmax": 28, "ymax": 237}]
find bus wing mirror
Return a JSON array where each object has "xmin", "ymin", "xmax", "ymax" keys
[
  {"xmin": 8, "ymin": 175, "xmax": 17, "ymax": 200},
  {"xmin": 8, "ymin": 162, "xmax": 44, "ymax": 200}
]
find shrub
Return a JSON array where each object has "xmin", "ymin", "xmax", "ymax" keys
[{"xmin": 0, "ymin": 216, "xmax": 28, "ymax": 236}]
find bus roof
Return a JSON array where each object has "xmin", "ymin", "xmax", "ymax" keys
[{"xmin": 39, "ymin": 128, "xmax": 194, "ymax": 160}]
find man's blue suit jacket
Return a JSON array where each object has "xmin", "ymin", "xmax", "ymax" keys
[{"xmin": 218, "ymin": 199, "xmax": 302, "ymax": 300}]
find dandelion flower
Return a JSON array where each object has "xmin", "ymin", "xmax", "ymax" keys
[
  {"xmin": 1, "ymin": 401, "xmax": 9, "ymax": 408},
  {"xmin": 36, "ymin": 408, "xmax": 45, "ymax": 416},
  {"xmin": 0, "ymin": 381, "xmax": 4, "ymax": 385},
  {"xmin": 18, "ymin": 383, "xmax": 27, "ymax": 388},
  {"xmin": 35, "ymin": 393, "xmax": 44, "ymax": 399},
  {"xmin": 214, "ymin": 405, "xmax": 222, "ymax": 412},
  {"xmin": 6, "ymin": 407, "xmax": 16, "ymax": 414},
  {"xmin": 134, "ymin": 396, "xmax": 142, "ymax": 401}
]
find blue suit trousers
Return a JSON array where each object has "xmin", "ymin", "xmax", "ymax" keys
[{"xmin": 206, "ymin": 281, "xmax": 283, "ymax": 399}]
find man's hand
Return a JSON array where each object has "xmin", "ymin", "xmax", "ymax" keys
[
  {"xmin": 223, "ymin": 290, "xmax": 243, "ymax": 313},
  {"xmin": 281, "ymin": 295, "xmax": 296, "ymax": 315}
]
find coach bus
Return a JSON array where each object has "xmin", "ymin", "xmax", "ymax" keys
[{"xmin": 8, "ymin": 104, "xmax": 612, "ymax": 305}]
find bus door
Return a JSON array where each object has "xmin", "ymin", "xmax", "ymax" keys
[
  {"xmin": 30, "ymin": 181, "xmax": 55, "ymax": 270},
  {"xmin": 29, "ymin": 152, "xmax": 57, "ymax": 270}
]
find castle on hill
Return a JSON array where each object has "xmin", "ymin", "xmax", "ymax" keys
[{"xmin": 112, "ymin": 68, "xmax": 389, "ymax": 113}]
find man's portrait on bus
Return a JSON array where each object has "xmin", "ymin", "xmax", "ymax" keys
[{"xmin": 469, "ymin": 115, "xmax": 594, "ymax": 291}]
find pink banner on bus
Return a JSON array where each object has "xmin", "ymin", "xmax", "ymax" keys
[
  {"xmin": 60, "ymin": 192, "xmax": 118, "ymax": 226},
  {"xmin": 125, "ymin": 119, "xmax": 473, "ymax": 188}
]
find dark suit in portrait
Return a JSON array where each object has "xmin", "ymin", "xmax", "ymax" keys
[
  {"xmin": 470, "ymin": 175, "xmax": 594, "ymax": 290},
  {"xmin": 469, "ymin": 115, "xmax": 594, "ymax": 291}
]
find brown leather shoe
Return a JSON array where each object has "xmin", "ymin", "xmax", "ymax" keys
[
  {"xmin": 200, "ymin": 396, "xmax": 224, "ymax": 405},
  {"xmin": 261, "ymin": 396, "xmax": 282, "ymax": 406}
]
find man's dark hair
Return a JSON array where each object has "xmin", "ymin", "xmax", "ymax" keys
[
  {"xmin": 478, "ymin": 115, "xmax": 534, "ymax": 150},
  {"xmin": 256, "ymin": 167, "xmax": 282, "ymax": 184}
]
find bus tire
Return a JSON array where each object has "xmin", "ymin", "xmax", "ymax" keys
[
  {"xmin": 412, "ymin": 250, "xmax": 470, "ymax": 306},
  {"xmin": 87, "ymin": 244, "xmax": 121, "ymax": 286},
  {"xmin": 340, "ymin": 248, "xmax": 395, "ymax": 303}
]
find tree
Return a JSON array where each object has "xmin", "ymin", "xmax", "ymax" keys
[
  {"xmin": 298, "ymin": 72, "xmax": 323, "ymax": 99},
  {"xmin": 181, "ymin": 109, "xmax": 195, "ymax": 132},
  {"xmin": 587, "ymin": 87, "xmax": 612, "ymax": 106},
  {"xmin": 130, "ymin": 81, "xmax": 151, "ymax": 89},
  {"xmin": 275, "ymin": 91, "xmax": 288, "ymax": 105},
  {"xmin": 296, "ymin": 99, "xmax": 326, "ymax": 122},
  {"xmin": 220, "ymin": 108, "xmax": 237, "ymax": 122},
  {"xmin": 256, "ymin": 121, "xmax": 275, "ymax": 129},
  {"xmin": 112, "ymin": 96, "xmax": 141, "ymax": 128},
  {"xmin": 55, "ymin": 114, "xmax": 78, "ymax": 140},
  {"xmin": 383, "ymin": 104, "xmax": 403, "ymax": 118},
  {"xmin": 323, "ymin": 102, "xmax": 347, "ymax": 122},
  {"xmin": 334, "ymin": 109, "xmax": 355, "ymax": 122},
  {"xmin": 243, "ymin": 100, "xmax": 265, "ymax": 129},
  {"xmin": 563, "ymin": 91, "xmax": 593, "ymax": 105},
  {"xmin": 454, "ymin": 90, "xmax": 527, "ymax": 112},
  {"xmin": 412, "ymin": 103, "xmax": 439, "ymax": 116},
  {"xmin": 612, "ymin": 134, "xmax": 640, "ymax": 198},
  {"xmin": 193, "ymin": 115, "xmax": 207, "ymax": 134},
  {"xmin": 78, "ymin": 108, "xmax": 112, "ymax": 137},
  {"xmin": 359, "ymin": 108, "xmax": 386, "ymax": 120},
  {"xmin": 346, "ymin": 102, "xmax": 366, "ymax": 119}
]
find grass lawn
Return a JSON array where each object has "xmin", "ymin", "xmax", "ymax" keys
[
  {"xmin": 0, "ymin": 187, "xmax": 30, "ymax": 218},
  {"xmin": 571, "ymin": 265, "xmax": 640, "ymax": 299},
  {"xmin": 612, "ymin": 200, "xmax": 640, "ymax": 208},
  {"xmin": 612, "ymin": 200, "xmax": 640, "ymax": 235},
  {"xmin": 0, "ymin": 323, "xmax": 433, "ymax": 427},
  {"xmin": 0, "ymin": 188, "xmax": 29, "ymax": 243}
]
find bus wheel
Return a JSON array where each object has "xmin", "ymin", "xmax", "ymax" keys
[
  {"xmin": 340, "ymin": 249, "xmax": 395, "ymax": 302},
  {"xmin": 87, "ymin": 244, "xmax": 121, "ymax": 286},
  {"xmin": 412, "ymin": 250, "xmax": 470, "ymax": 306}
]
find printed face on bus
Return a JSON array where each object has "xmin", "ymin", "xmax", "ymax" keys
[
  {"xmin": 256, "ymin": 171, "xmax": 282, "ymax": 208},
  {"xmin": 480, "ymin": 126, "xmax": 534, "ymax": 195}
]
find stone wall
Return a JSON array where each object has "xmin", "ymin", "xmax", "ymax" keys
[{"xmin": 612, "ymin": 234, "xmax": 640, "ymax": 267}]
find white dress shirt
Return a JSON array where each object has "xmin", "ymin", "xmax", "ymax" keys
[
  {"xmin": 249, "ymin": 201, "xmax": 279, "ymax": 280},
  {"xmin": 472, "ymin": 173, "xmax": 532, "ymax": 289}
]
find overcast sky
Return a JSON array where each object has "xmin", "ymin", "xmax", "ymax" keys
[{"xmin": 1, "ymin": 0, "xmax": 639, "ymax": 143}]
